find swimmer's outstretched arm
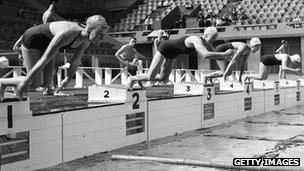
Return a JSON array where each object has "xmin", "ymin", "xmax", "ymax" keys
[
  {"xmin": 189, "ymin": 36, "xmax": 232, "ymax": 60},
  {"xmin": 19, "ymin": 32, "xmax": 67, "ymax": 93},
  {"xmin": 275, "ymin": 44, "xmax": 285, "ymax": 54},
  {"xmin": 224, "ymin": 43, "xmax": 249, "ymax": 81},
  {"xmin": 279, "ymin": 66, "xmax": 285, "ymax": 79},
  {"xmin": 281, "ymin": 57, "xmax": 302, "ymax": 74},
  {"xmin": 56, "ymin": 42, "xmax": 90, "ymax": 92},
  {"xmin": 238, "ymin": 53, "xmax": 250, "ymax": 83}
]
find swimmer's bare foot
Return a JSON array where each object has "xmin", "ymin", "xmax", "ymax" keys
[
  {"xmin": 35, "ymin": 87, "xmax": 44, "ymax": 92},
  {"xmin": 43, "ymin": 88, "xmax": 54, "ymax": 95},
  {"xmin": 138, "ymin": 81, "xmax": 144, "ymax": 89},
  {"xmin": 126, "ymin": 77, "xmax": 134, "ymax": 90},
  {"xmin": 15, "ymin": 82, "xmax": 25, "ymax": 100},
  {"xmin": 54, "ymin": 91, "xmax": 73, "ymax": 96},
  {"xmin": 204, "ymin": 77, "xmax": 212, "ymax": 85}
]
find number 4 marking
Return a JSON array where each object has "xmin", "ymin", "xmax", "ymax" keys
[{"xmin": 246, "ymin": 84, "xmax": 250, "ymax": 95}]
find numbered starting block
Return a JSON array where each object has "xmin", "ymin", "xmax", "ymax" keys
[
  {"xmin": 253, "ymin": 80, "xmax": 276, "ymax": 89},
  {"xmin": 174, "ymin": 82, "xmax": 205, "ymax": 95},
  {"xmin": 88, "ymin": 84, "xmax": 146, "ymax": 102},
  {"xmin": 174, "ymin": 82, "xmax": 220, "ymax": 95},
  {"xmin": 219, "ymin": 81, "xmax": 243, "ymax": 92},
  {"xmin": 278, "ymin": 79, "xmax": 297, "ymax": 88},
  {"xmin": 298, "ymin": 79, "xmax": 304, "ymax": 86},
  {"xmin": 0, "ymin": 98, "xmax": 32, "ymax": 135}
]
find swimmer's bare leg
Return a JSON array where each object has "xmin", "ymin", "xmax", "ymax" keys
[
  {"xmin": 127, "ymin": 52, "xmax": 164, "ymax": 90},
  {"xmin": 0, "ymin": 83, "xmax": 5, "ymax": 102},
  {"xmin": 137, "ymin": 60, "xmax": 143, "ymax": 74}
]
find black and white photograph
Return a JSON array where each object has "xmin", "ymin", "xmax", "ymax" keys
[{"xmin": 0, "ymin": 0, "xmax": 304, "ymax": 170}]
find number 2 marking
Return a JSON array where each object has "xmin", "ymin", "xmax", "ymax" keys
[
  {"xmin": 104, "ymin": 90, "xmax": 109, "ymax": 98},
  {"xmin": 132, "ymin": 93, "xmax": 140, "ymax": 109}
]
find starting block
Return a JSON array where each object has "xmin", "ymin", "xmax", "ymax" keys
[
  {"xmin": 278, "ymin": 79, "xmax": 297, "ymax": 88},
  {"xmin": 173, "ymin": 82, "xmax": 220, "ymax": 95},
  {"xmin": 174, "ymin": 82, "xmax": 205, "ymax": 95},
  {"xmin": 219, "ymin": 81, "xmax": 243, "ymax": 92},
  {"xmin": 88, "ymin": 84, "xmax": 146, "ymax": 102},
  {"xmin": 0, "ymin": 98, "xmax": 32, "ymax": 135},
  {"xmin": 298, "ymin": 79, "xmax": 304, "ymax": 86},
  {"xmin": 253, "ymin": 80, "xmax": 276, "ymax": 89}
]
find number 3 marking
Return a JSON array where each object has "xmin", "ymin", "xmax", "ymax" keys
[
  {"xmin": 186, "ymin": 86, "xmax": 190, "ymax": 92},
  {"xmin": 207, "ymin": 88, "xmax": 212, "ymax": 100}
]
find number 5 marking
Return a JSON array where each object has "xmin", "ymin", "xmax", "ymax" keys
[{"xmin": 275, "ymin": 82, "xmax": 279, "ymax": 92}]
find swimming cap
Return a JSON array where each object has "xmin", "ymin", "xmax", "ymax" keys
[
  {"xmin": 86, "ymin": 15, "xmax": 109, "ymax": 32},
  {"xmin": 0, "ymin": 56, "xmax": 9, "ymax": 68},
  {"xmin": 204, "ymin": 26, "xmax": 218, "ymax": 36},
  {"xmin": 249, "ymin": 37, "xmax": 261, "ymax": 47},
  {"xmin": 290, "ymin": 54, "xmax": 301, "ymax": 63}
]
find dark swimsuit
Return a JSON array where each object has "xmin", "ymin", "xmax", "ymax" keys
[
  {"xmin": 21, "ymin": 23, "xmax": 81, "ymax": 52},
  {"xmin": 215, "ymin": 43, "xmax": 234, "ymax": 52},
  {"xmin": 157, "ymin": 36, "xmax": 197, "ymax": 59},
  {"xmin": 260, "ymin": 54, "xmax": 281, "ymax": 66}
]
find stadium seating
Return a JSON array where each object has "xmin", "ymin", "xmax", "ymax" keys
[
  {"xmin": 110, "ymin": 0, "xmax": 304, "ymax": 33},
  {"xmin": 239, "ymin": 0, "xmax": 304, "ymax": 24},
  {"xmin": 110, "ymin": 0, "xmax": 230, "ymax": 32}
]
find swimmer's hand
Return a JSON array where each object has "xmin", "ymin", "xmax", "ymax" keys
[
  {"xmin": 295, "ymin": 69, "xmax": 303, "ymax": 76},
  {"xmin": 223, "ymin": 72, "xmax": 228, "ymax": 81}
]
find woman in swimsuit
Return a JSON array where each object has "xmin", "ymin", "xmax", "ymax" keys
[
  {"xmin": 14, "ymin": 15, "xmax": 110, "ymax": 98},
  {"xmin": 126, "ymin": 26, "xmax": 234, "ymax": 90},
  {"xmin": 203, "ymin": 37, "xmax": 261, "ymax": 84},
  {"xmin": 245, "ymin": 53, "xmax": 302, "ymax": 80}
]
